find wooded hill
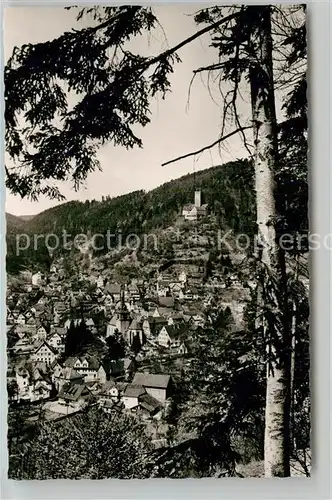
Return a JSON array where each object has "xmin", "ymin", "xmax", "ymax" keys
[{"xmin": 6, "ymin": 159, "xmax": 256, "ymax": 274}]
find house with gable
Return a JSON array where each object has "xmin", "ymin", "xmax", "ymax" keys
[
  {"xmin": 32, "ymin": 340, "xmax": 58, "ymax": 366},
  {"xmin": 99, "ymin": 380, "xmax": 127, "ymax": 404},
  {"xmin": 53, "ymin": 365, "xmax": 84, "ymax": 392},
  {"xmin": 157, "ymin": 324, "xmax": 187, "ymax": 349},
  {"xmin": 56, "ymin": 383, "xmax": 94, "ymax": 413},
  {"xmin": 32, "ymin": 272, "xmax": 42, "ymax": 286},
  {"xmin": 138, "ymin": 393, "xmax": 163, "ymax": 420},
  {"xmin": 64, "ymin": 356, "xmax": 107, "ymax": 383},
  {"xmin": 16, "ymin": 313, "xmax": 26, "ymax": 326},
  {"xmin": 47, "ymin": 331, "xmax": 65, "ymax": 354},
  {"xmin": 15, "ymin": 362, "xmax": 53, "ymax": 402},
  {"xmin": 132, "ymin": 372, "xmax": 172, "ymax": 403},
  {"xmin": 105, "ymin": 283, "xmax": 122, "ymax": 302},
  {"xmin": 122, "ymin": 384, "xmax": 146, "ymax": 410},
  {"xmin": 128, "ymin": 283, "xmax": 140, "ymax": 301},
  {"xmin": 36, "ymin": 325, "xmax": 47, "ymax": 340},
  {"xmin": 96, "ymin": 275, "xmax": 104, "ymax": 289}
]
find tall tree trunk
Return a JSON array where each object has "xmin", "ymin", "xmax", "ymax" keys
[
  {"xmin": 289, "ymin": 255, "xmax": 299, "ymax": 452},
  {"xmin": 289, "ymin": 298, "xmax": 297, "ymax": 452},
  {"xmin": 249, "ymin": 6, "xmax": 291, "ymax": 477}
]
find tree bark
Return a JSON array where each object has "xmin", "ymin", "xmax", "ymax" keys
[
  {"xmin": 249, "ymin": 6, "xmax": 291, "ymax": 477},
  {"xmin": 289, "ymin": 255, "xmax": 299, "ymax": 452}
]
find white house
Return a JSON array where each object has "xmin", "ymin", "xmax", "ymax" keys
[
  {"xmin": 97, "ymin": 275, "xmax": 104, "ymax": 289},
  {"xmin": 16, "ymin": 313, "xmax": 26, "ymax": 326},
  {"xmin": 37, "ymin": 326, "xmax": 47, "ymax": 340},
  {"xmin": 32, "ymin": 272, "xmax": 42, "ymax": 286},
  {"xmin": 178, "ymin": 271, "xmax": 187, "ymax": 284},
  {"xmin": 157, "ymin": 325, "xmax": 183, "ymax": 349},
  {"xmin": 47, "ymin": 332, "xmax": 65, "ymax": 353},
  {"xmin": 32, "ymin": 340, "xmax": 58, "ymax": 366},
  {"xmin": 64, "ymin": 356, "xmax": 107, "ymax": 383},
  {"xmin": 132, "ymin": 373, "xmax": 172, "ymax": 404},
  {"xmin": 122, "ymin": 384, "xmax": 146, "ymax": 410}
]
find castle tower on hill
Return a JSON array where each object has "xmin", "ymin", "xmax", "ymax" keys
[
  {"xmin": 182, "ymin": 188, "xmax": 208, "ymax": 221},
  {"xmin": 194, "ymin": 189, "xmax": 201, "ymax": 207}
]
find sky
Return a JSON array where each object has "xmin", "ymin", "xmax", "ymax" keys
[{"xmin": 4, "ymin": 5, "xmax": 253, "ymax": 216}]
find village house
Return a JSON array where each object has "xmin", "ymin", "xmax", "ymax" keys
[
  {"xmin": 7, "ymin": 309, "xmax": 15, "ymax": 325},
  {"xmin": 18, "ymin": 324, "xmax": 37, "ymax": 341},
  {"xmin": 96, "ymin": 275, "xmax": 104, "ymax": 288},
  {"xmin": 64, "ymin": 356, "xmax": 107, "ymax": 383},
  {"xmin": 100, "ymin": 399, "xmax": 123, "ymax": 415},
  {"xmin": 12, "ymin": 335, "xmax": 35, "ymax": 355},
  {"xmin": 122, "ymin": 384, "xmax": 146, "ymax": 410},
  {"xmin": 128, "ymin": 283, "xmax": 140, "ymax": 301},
  {"xmin": 156, "ymin": 280, "xmax": 170, "ymax": 297},
  {"xmin": 168, "ymin": 282, "xmax": 183, "ymax": 298},
  {"xmin": 47, "ymin": 331, "xmax": 65, "ymax": 354},
  {"xmin": 54, "ymin": 301, "xmax": 67, "ymax": 316},
  {"xmin": 132, "ymin": 373, "xmax": 172, "ymax": 403},
  {"xmin": 54, "ymin": 383, "xmax": 94, "ymax": 414},
  {"xmin": 167, "ymin": 312, "xmax": 184, "ymax": 326},
  {"xmin": 177, "ymin": 341, "xmax": 189, "ymax": 355},
  {"xmin": 32, "ymin": 272, "xmax": 42, "ymax": 286},
  {"xmin": 36, "ymin": 325, "xmax": 47, "ymax": 340},
  {"xmin": 157, "ymin": 324, "xmax": 187, "ymax": 349},
  {"xmin": 137, "ymin": 393, "xmax": 163, "ymax": 420},
  {"xmin": 16, "ymin": 313, "xmax": 26, "ymax": 326},
  {"xmin": 99, "ymin": 380, "xmax": 128, "ymax": 405},
  {"xmin": 53, "ymin": 365, "xmax": 84, "ymax": 392},
  {"xmin": 158, "ymin": 296, "xmax": 175, "ymax": 309},
  {"xmin": 15, "ymin": 363, "xmax": 53, "ymax": 402},
  {"xmin": 32, "ymin": 340, "xmax": 58, "ymax": 366},
  {"xmin": 142, "ymin": 316, "xmax": 168, "ymax": 338},
  {"xmin": 15, "ymin": 365, "xmax": 31, "ymax": 397},
  {"xmin": 105, "ymin": 283, "xmax": 122, "ymax": 302}
]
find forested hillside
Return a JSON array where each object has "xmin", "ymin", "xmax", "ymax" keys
[{"xmin": 6, "ymin": 159, "xmax": 256, "ymax": 273}]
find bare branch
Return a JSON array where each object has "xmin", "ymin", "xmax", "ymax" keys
[
  {"xmin": 145, "ymin": 11, "xmax": 239, "ymax": 68},
  {"xmin": 193, "ymin": 63, "xmax": 224, "ymax": 74},
  {"xmin": 161, "ymin": 126, "xmax": 252, "ymax": 167}
]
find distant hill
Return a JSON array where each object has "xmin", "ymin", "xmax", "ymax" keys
[
  {"xmin": 6, "ymin": 159, "xmax": 256, "ymax": 274},
  {"xmin": 19, "ymin": 215, "xmax": 35, "ymax": 222},
  {"xmin": 5, "ymin": 213, "xmax": 26, "ymax": 230}
]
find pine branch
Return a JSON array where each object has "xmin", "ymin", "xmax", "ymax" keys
[{"xmin": 161, "ymin": 126, "xmax": 252, "ymax": 166}]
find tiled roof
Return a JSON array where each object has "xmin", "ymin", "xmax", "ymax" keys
[
  {"xmin": 58, "ymin": 382, "xmax": 91, "ymax": 401},
  {"xmin": 132, "ymin": 372, "xmax": 171, "ymax": 389},
  {"xmin": 123, "ymin": 384, "xmax": 146, "ymax": 398},
  {"xmin": 139, "ymin": 393, "xmax": 162, "ymax": 413}
]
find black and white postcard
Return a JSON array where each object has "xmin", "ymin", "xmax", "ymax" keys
[{"xmin": 5, "ymin": 4, "xmax": 309, "ymax": 479}]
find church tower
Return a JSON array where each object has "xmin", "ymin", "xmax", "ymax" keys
[{"xmin": 117, "ymin": 290, "xmax": 131, "ymax": 334}]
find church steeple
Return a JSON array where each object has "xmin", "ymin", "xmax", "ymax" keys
[{"xmin": 118, "ymin": 288, "xmax": 130, "ymax": 321}]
